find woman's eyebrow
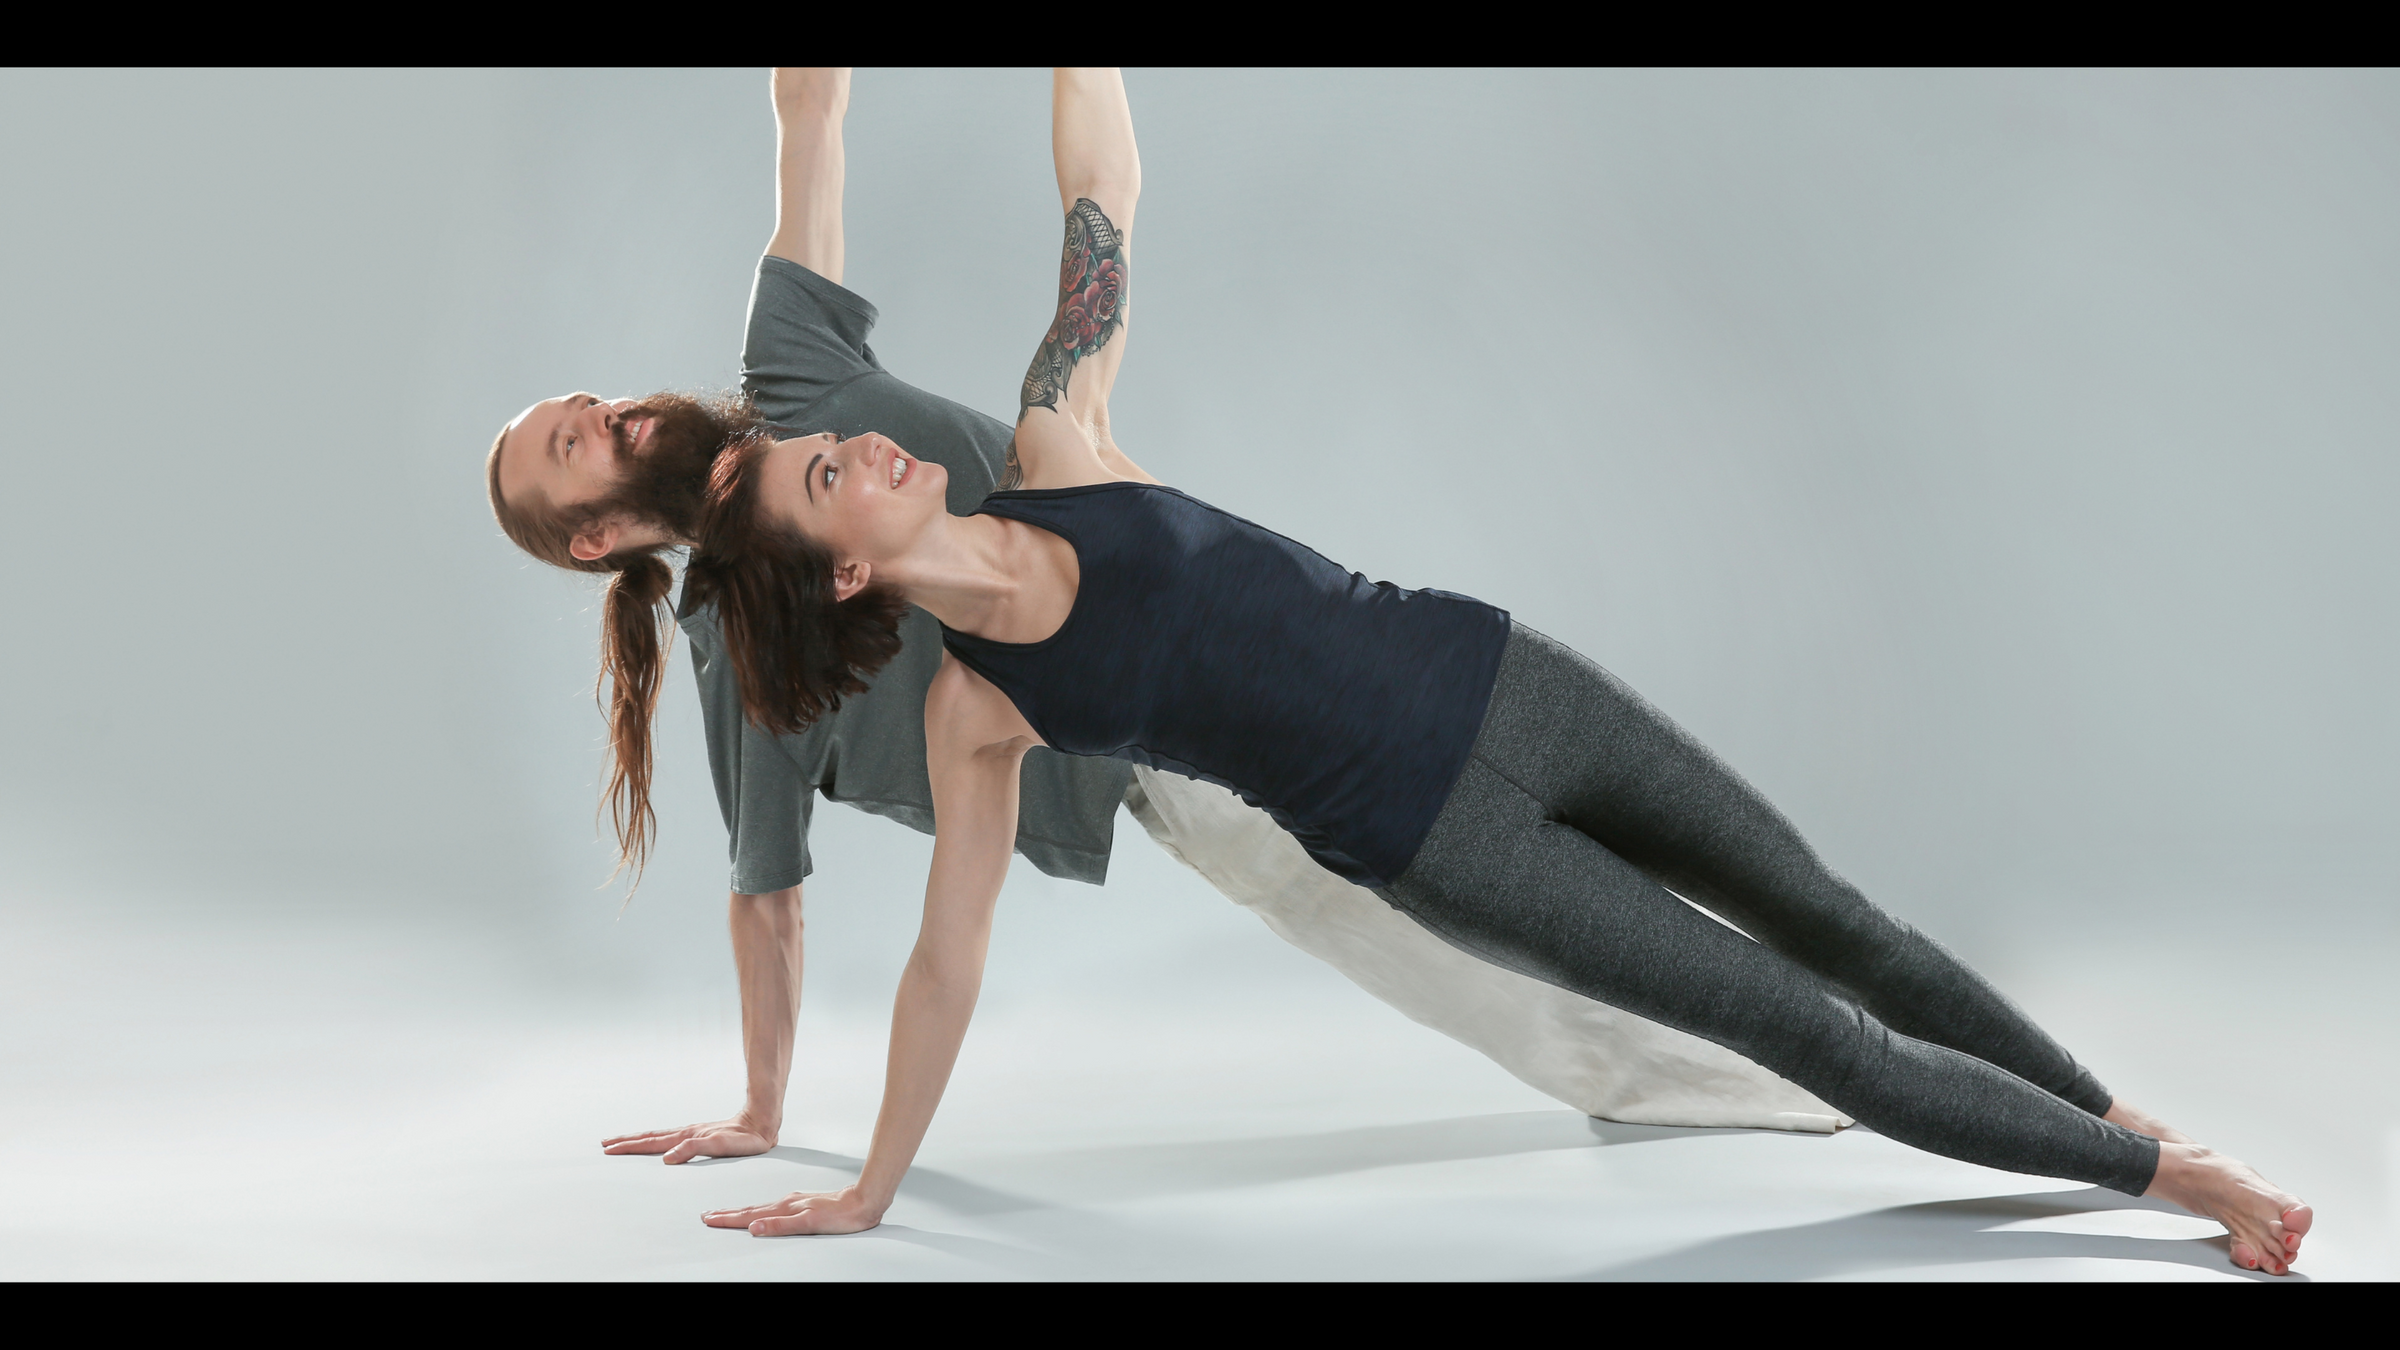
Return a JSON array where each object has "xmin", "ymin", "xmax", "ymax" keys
[{"xmin": 803, "ymin": 452, "xmax": 824, "ymax": 503}]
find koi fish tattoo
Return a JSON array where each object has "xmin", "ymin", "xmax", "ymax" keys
[{"xmin": 1019, "ymin": 197, "xmax": 1127, "ymax": 419}]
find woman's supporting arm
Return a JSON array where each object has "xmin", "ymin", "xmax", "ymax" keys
[{"xmin": 704, "ymin": 658, "xmax": 1031, "ymax": 1236}]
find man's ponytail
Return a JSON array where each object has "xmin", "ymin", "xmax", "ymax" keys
[
  {"xmin": 599, "ymin": 552, "xmax": 678, "ymax": 884},
  {"xmin": 486, "ymin": 397, "xmax": 770, "ymax": 892}
]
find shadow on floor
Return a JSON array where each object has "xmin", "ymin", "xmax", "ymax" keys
[
  {"xmin": 840, "ymin": 1223, "xmax": 1065, "ymax": 1275},
  {"xmin": 676, "ymin": 1124, "xmax": 2281, "ymax": 1281},
  {"xmin": 967, "ymin": 1110, "xmax": 1729, "ymax": 1207},
  {"xmin": 689, "ymin": 1144, "xmax": 1051, "ymax": 1219},
  {"xmin": 697, "ymin": 1110, "xmax": 1721, "ymax": 1215},
  {"xmin": 1569, "ymin": 1188, "xmax": 2295, "ymax": 1282}
]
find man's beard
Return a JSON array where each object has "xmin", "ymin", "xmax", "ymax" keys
[{"xmin": 587, "ymin": 390, "xmax": 769, "ymax": 543}]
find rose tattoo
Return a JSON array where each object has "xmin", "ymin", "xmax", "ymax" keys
[{"xmin": 1019, "ymin": 198, "xmax": 1128, "ymax": 418}]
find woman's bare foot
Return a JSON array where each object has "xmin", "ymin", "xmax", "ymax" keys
[
  {"xmin": 2103, "ymin": 1098, "xmax": 2199, "ymax": 1146},
  {"xmin": 2143, "ymin": 1142, "xmax": 2312, "ymax": 1275}
]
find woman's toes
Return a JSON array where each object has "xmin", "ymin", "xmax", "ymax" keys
[{"xmin": 2229, "ymin": 1240, "xmax": 2259, "ymax": 1269}]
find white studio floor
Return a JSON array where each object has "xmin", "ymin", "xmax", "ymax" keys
[{"xmin": 5, "ymin": 834, "xmax": 2392, "ymax": 1283}]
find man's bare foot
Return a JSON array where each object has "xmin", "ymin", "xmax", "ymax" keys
[
  {"xmin": 2103, "ymin": 1098, "xmax": 2199, "ymax": 1146},
  {"xmin": 2143, "ymin": 1142, "xmax": 2312, "ymax": 1275}
]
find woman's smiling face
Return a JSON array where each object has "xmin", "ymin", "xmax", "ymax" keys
[{"xmin": 760, "ymin": 430, "xmax": 950, "ymax": 597}]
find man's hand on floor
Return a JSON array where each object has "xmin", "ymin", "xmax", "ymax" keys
[{"xmin": 602, "ymin": 1114, "xmax": 778, "ymax": 1164}]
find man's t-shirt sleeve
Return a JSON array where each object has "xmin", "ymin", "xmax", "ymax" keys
[
  {"xmin": 742, "ymin": 254, "xmax": 884, "ymax": 423},
  {"xmin": 682, "ymin": 605, "xmax": 815, "ymax": 893}
]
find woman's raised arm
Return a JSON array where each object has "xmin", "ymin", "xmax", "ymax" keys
[
  {"xmin": 1005, "ymin": 69, "xmax": 1147, "ymax": 491},
  {"xmin": 1051, "ymin": 67, "xmax": 1138, "ymax": 230}
]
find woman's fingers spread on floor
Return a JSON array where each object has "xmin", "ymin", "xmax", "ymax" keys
[
  {"xmin": 703, "ymin": 1191, "xmax": 812, "ymax": 1228},
  {"xmin": 746, "ymin": 1197, "xmax": 878, "ymax": 1237},
  {"xmin": 701, "ymin": 1204, "xmax": 774, "ymax": 1228},
  {"xmin": 700, "ymin": 1191, "xmax": 877, "ymax": 1237}
]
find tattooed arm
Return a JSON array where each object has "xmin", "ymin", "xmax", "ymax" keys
[{"xmin": 1004, "ymin": 69, "xmax": 1149, "ymax": 491}]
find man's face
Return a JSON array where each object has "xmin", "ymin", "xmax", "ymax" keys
[
  {"xmin": 496, "ymin": 392, "xmax": 650, "ymax": 520},
  {"xmin": 494, "ymin": 390, "xmax": 758, "ymax": 561}
]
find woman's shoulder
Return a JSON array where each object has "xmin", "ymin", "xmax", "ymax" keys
[
  {"xmin": 925, "ymin": 651, "xmax": 1042, "ymax": 755},
  {"xmin": 989, "ymin": 477, "xmax": 1163, "ymax": 500}
]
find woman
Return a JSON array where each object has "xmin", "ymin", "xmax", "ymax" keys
[{"xmin": 686, "ymin": 70, "xmax": 2309, "ymax": 1273}]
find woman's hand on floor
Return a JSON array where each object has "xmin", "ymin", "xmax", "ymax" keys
[
  {"xmin": 703, "ymin": 1185, "xmax": 884, "ymax": 1236},
  {"xmin": 601, "ymin": 1115, "xmax": 777, "ymax": 1164}
]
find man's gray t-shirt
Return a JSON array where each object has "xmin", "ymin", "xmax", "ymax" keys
[{"xmin": 677, "ymin": 255, "xmax": 1131, "ymax": 893}]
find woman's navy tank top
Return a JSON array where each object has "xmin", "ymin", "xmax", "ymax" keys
[{"xmin": 939, "ymin": 483, "xmax": 1509, "ymax": 887}]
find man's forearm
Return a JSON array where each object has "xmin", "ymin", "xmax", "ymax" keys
[
  {"xmin": 730, "ymin": 887, "xmax": 804, "ymax": 1134},
  {"xmin": 768, "ymin": 68, "xmax": 849, "ymax": 282}
]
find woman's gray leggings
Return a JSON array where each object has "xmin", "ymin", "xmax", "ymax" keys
[{"xmin": 1383, "ymin": 624, "xmax": 2160, "ymax": 1196}]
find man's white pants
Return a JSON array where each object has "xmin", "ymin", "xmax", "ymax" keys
[{"xmin": 1126, "ymin": 766, "xmax": 1852, "ymax": 1133}]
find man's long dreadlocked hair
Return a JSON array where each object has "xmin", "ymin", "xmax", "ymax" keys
[{"xmin": 485, "ymin": 390, "xmax": 769, "ymax": 887}]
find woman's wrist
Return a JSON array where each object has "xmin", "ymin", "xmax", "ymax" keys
[{"xmin": 849, "ymin": 1169, "xmax": 900, "ymax": 1214}]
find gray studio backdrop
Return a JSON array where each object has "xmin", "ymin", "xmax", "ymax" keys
[{"xmin": 3, "ymin": 68, "xmax": 2393, "ymax": 1006}]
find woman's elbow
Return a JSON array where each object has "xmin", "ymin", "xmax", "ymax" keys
[
  {"xmin": 907, "ymin": 947, "xmax": 987, "ymax": 999},
  {"xmin": 1062, "ymin": 172, "xmax": 1140, "ymax": 217}
]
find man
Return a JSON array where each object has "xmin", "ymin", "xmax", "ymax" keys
[{"xmin": 488, "ymin": 69, "xmax": 1844, "ymax": 1169}]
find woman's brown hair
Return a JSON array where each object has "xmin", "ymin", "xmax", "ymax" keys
[{"xmin": 685, "ymin": 436, "xmax": 911, "ymax": 737}]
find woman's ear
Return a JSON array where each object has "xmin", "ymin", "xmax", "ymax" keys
[
  {"xmin": 569, "ymin": 519, "xmax": 621, "ymax": 563},
  {"xmin": 832, "ymin": 559, "xmax": 873, "ymax": 602}
]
